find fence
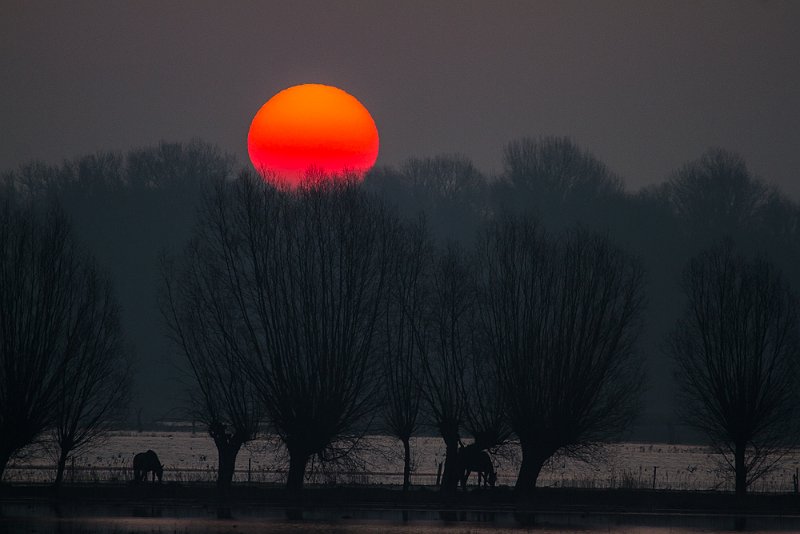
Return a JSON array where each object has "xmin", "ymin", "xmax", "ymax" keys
[
  {"xmin": 2, "ymin": 463, "xmax": 447, "ymax": 487},
  {"xmin": 6, "ymin": 436, "xmax": 800, "ymax": 493}
]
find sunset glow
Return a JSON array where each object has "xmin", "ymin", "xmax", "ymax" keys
[{"xmin": 247, "ymin": 84, "xmax": 379, "ymax": 188}]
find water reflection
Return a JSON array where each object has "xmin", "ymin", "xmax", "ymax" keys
[{"xmin": 2, "ymin": 502, "xmax": 800, "ymax": 533}]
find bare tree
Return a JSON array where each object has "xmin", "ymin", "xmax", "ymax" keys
[
  {"xmin": 0, "ymin": 197, "xmax": 127, "ymax": 481},
  {"xmin": 665, "ymin": 149, "xmax": 769, "ymax": 237},
  {"xmin": 1, "ymin": 160, "xmax": 66, "ymax": 199},
  {"xmin": 501, "ymin": 137, "xmax": 623, "ymax": 205},
  {"xmin": 418, "ymin": 245, "xmax": 474, "ymax": 494},
  {"xmin": 51, "ymin": 267, "xmax": 130, "ymax": 488},
  {"xmin": 378, "ymin": 220, "xmax": 432, "ymax": 492},
  {"xmin": 401, "ymin": 155, "xmax": 485, "ymax": 204},
  {"xmin": 125, "ymin": 140, "xmax": 234, "ymax": 192},
  {"xmin": 2, "ymin": 141, "xmax": 236, "ymax": 431},
  {"xmin": 669, "ymin": 242, "xmax": 800, "ymax": 496},
  {"xmin": 160, "ymin": 243, "xmax": 264, "ymax": 491},
  {"xmin": 475, "ymin": 216, "xmax": 644, "ymax": 494},
  {"xmin": 463, "ymin": 341, "xmax": 512, "ymax": 453},
  {"xmin": 759, "ymin": 192, "xmax": 800, "ymax": 247},
  {"xmin": 0, "ymin": 198, "xmax": 72, "ymax": 480},
  {"xmin": 365, "ymin": 155, "xmax": 488, "ymax": 243},
  {"xmin": 192, "ymin": 173, "xmax": 397, "ymax": 492}
]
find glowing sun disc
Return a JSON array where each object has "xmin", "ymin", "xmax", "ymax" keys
[{"xmin": 247, "ymin": 84, "xmax": 379, "ymax": 188}]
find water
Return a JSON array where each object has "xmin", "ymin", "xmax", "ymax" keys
[
  {"xmin": 3, "ymin": 501, "xmax": 800, "ymax": 533},
  {"xmin": 6, "ymin": 431, "xmax": 800, "ymax": 492}
]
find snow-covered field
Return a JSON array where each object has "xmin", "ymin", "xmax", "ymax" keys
[{"xmin": 6, "ymin": 432, "xmax": 800, "ymax": 492}]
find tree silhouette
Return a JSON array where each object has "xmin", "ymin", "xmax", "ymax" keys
[
  {"xmin": 192, "ymin": 172, "xmax": 397, "ymax": 492},
  {"xmin": 378, "ymin": 220, "xmax": 432, "ymax": 492},
  {"xmin": 160, "ymin": 244, "xmax": 264, "ymax": 491},
  {"xmin": 669, "ymin": 242, "xmax": 800, "ymax": 496},
  {"xmin": 125, "ymin": 141, "xmax": 234, "ymax": 193},
  {"xmin": 418, "ymin": 245, "xmax": 474, "ymax": 494},
  {"xmin": 51, "ymin": 267, "xmax": 130, "ymax": 488},
  {"xmin": 664, "ymin": 149, "xmax": 769, "ymax": 239},
  {"xmin": 756, "ymin": 192, "xmax": 800, "ymax": 294},
  {"xmin": 463, "ymin": 336, "xmax": 511, "ymax": 453},
  {"xmin": 759, "ymin": 192, "xmax": 800, "ymax": 247},
  {"xmin": 400, "ymin": 155, "xmax": 485, "ymax": 205},
  {"xmin": 2, "ymin": 141, "xmax": 235, "ymax": 428},
  {"xmin": 365, "ymin": 155, "xmax": 487, "ymax": 243},
  {"xmin": 475, "ymin": 216, "xmax": 644, "ymax": 494},
  {"xmin": 0, "ymin": 196, "xmax": 129, "ymax": 481},
  {"xmin": 498, "ymin": 137, "xmax": 623, "ymax": 216}
]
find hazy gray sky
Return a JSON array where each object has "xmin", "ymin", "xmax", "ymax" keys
[{"xmin": 2, "ymin": 0, "xmax": 799, "ymax": 197}]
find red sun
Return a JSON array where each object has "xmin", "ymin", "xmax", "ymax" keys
[{"xmin": 247, "ymin": 84, "xmax": 379, "ymax": 189}]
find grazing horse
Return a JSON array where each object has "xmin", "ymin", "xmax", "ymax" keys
[
  {"xmin": 133, "ymin": 450, "xmax": 163, "ymax": 483},
  {"xmin": 458, "ymin": 443, "xmax": 497, "ymax": 489}
]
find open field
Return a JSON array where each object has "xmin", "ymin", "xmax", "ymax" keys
[
  {"xmin": 5, "ymin": 431, "xmax": 800, "ymax": 493},
  {"xmin": 6, "ymin": 435, "xmax": 800, "ymax": 533}
]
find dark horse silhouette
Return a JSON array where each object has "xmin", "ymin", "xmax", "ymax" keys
[
  {"xmin": 133, "ymin": 450, "xmax": 163, "ymax": 483},
  {"xmin": 458, "ymin": 443, "xmax": 496, "ymax": 489}
]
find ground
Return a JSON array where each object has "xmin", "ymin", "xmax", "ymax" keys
[{"xmin": 3, "ymin": 483, "xmax": 800, "ymax": 514}]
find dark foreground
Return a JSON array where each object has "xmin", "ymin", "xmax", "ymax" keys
[{"xmin": 3, "ymin": 484, "xmax": 800, "ymax": 532}]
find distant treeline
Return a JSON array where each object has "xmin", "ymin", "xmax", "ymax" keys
[{"xmin": 1, "ymin": 138, "xmax": 798, "ymax": 497}]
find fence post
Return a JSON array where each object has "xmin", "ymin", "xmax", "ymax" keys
[
  {"xmin": 436, "ymin": 462, "xmax": 443, "ymax": 487},
  {"xmin": 652, "ymin": 466, "xmax": 657, "ymax": 490},
  {"xmin": 248, "ymin": 458, "xmax": 251, "ymax": 484}
]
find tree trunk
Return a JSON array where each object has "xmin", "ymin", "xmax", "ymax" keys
[
  {"xmin": 216, "ymin": 441, "xmax": 242, "ymax": 492},
  {"xmin": 402, "ymin": 437, "xmax": 411, "ymax": 492},
  {"xmin": 54, "ymin": 447, "xmax": 70, "ymax": 488},
  {"xmin": 735, "ymin": 441, "xmax": 747, "ymax": 498},
  {"xmin": 286, "ymin": 450, "xmax": 308, "ymax": 493},
  {"xmin": 441, "ymin": 436, "xmax": 461, "ymax": 494},
  {"xmin": 515, "ymin": 443, "xmax": 546, "ymax": 495}
]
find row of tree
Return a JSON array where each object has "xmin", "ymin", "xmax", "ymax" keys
[
  {"xmin": 0, "ymin": 141, "xmax": 234, "ymax": 486},
  {"xmin": 1, "ymin": 137, "xmax": 799, "ymax": 498},
  {"xmin": 159, "ymin": 174, "xmax": 636, "ymax": 493},
  {"xmin": 162, "ymin": 172, "xmax": 800, "ymax": 497}
]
